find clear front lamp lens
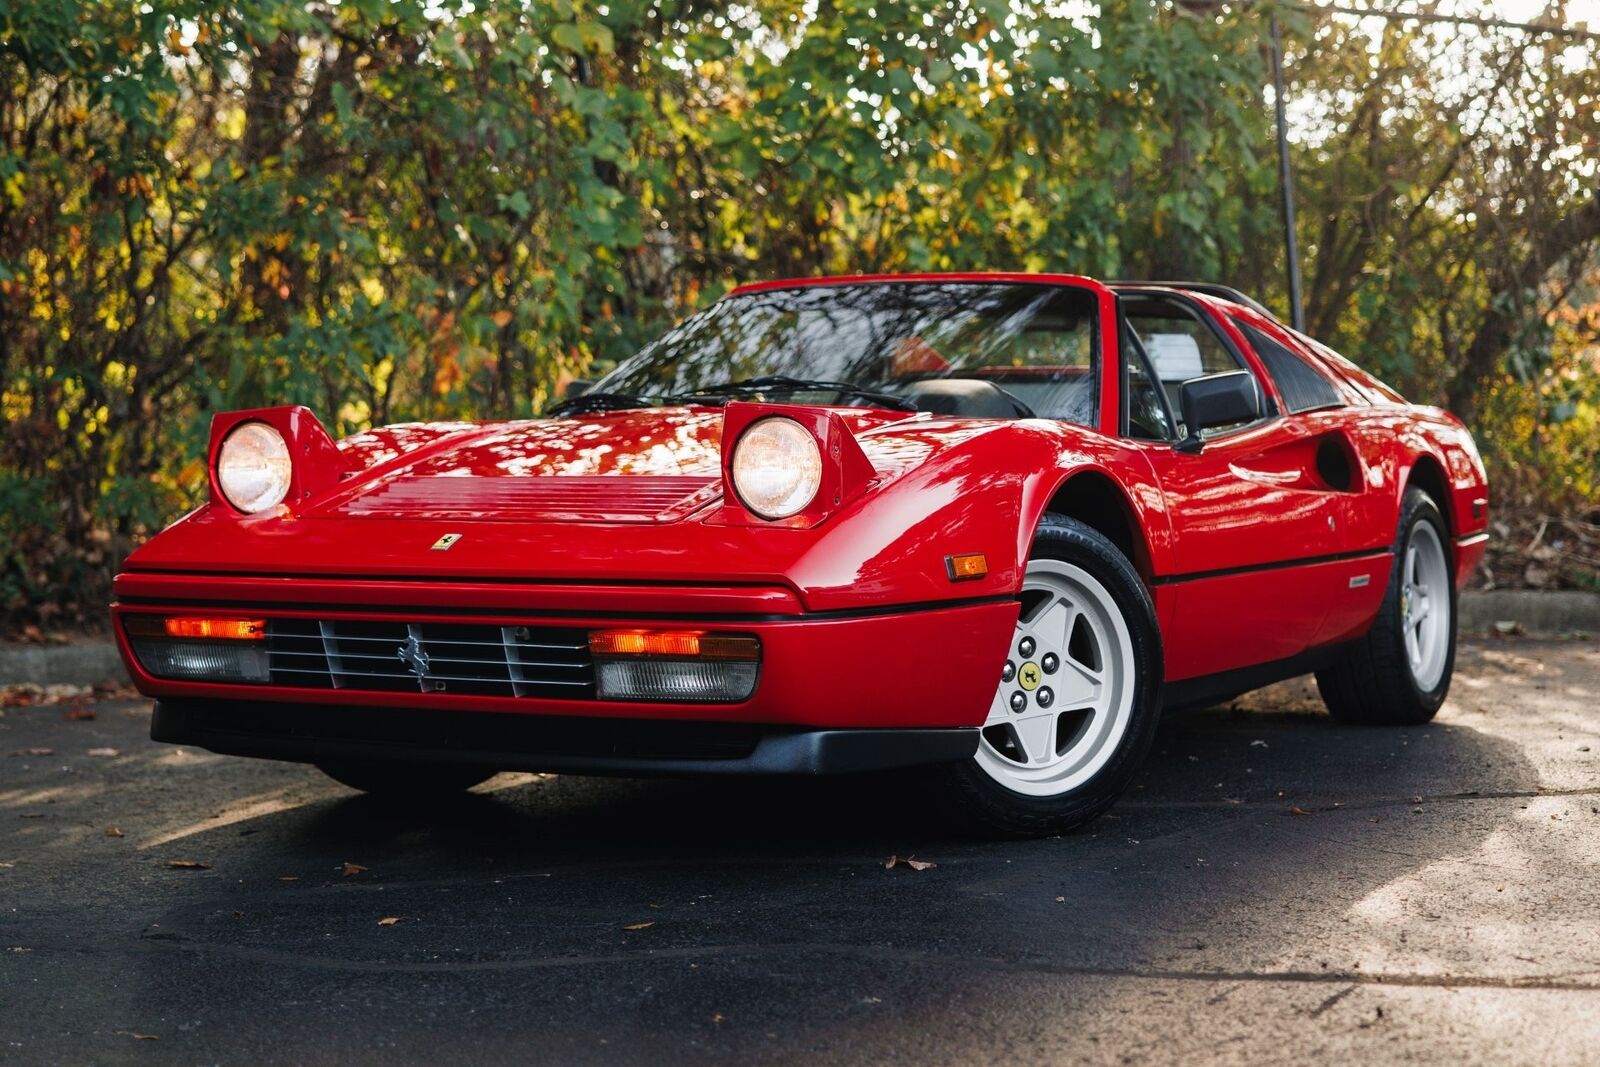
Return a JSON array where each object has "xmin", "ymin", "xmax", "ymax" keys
[
  {"xmin": 130, "ymin": 639, "xmax": 270, "ymax": 684},
  {"xmin": 594, "ymin": 658, "xmax": 759, "ymax": 703},
  {"xmin": 731, "ymin": 417, "xmax": 823, "ymax": 519},
  {"xmin": 217, "ymin": 422, "xmax": 292, "ymax": 513}
]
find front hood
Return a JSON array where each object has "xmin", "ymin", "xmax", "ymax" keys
[
  {"xmin": 317, "ymin": 406, "xmax": 950, "ymax": 525},
  {"xmin": 119, "ymin": 407, "xmax": 1111, "ymax": 610}
]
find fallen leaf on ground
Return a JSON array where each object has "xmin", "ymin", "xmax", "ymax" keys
[
  {"xmin": 63, "ymin": 706, "xmax": 96, "ymax": 721},
  {"xmin": 623, "ymin": 921, "xmax": 656, "ymax": 931},
  {"xmin": 1, "ymin": 683, "xmax": 94, "ymax": 707},
  {"xmin": 167, "ymin": 860, "xmax": 210, "ymax": 870},
  {"xmin": 341, "ymin": 862, "xmax": 367, "ymax": 876},
  {"xmin": 86, "ymin": 747, "xmax": 120, "ymax": 758},
  {"xmin": 116, "ymin": 1031, "xmax": 159, "ymax": 1041},
  {"xmin": 1249, "ymin": 739, "xmax": 1269, "ymax": 748},
  {"xmin": 884, "ymin": 855, "xmax": 937, "ymax": 871},
  {"xmin": 105, "ymin": 827, "xmax": 124, "ymax": 838},
  {"xmin": 278, "ymin": 876, "xmax": 299, "ymax": 882},
  {"xmin": 13, "ymin": 747, "xmax": 53, "ymax": 757},
  {"xmin": 1289, "ymin": 806, "xmax": 1314, "ymax": 816},
  {"xmin": 377, "ymin": 917, "xmax": 401, "ymax": 926}
]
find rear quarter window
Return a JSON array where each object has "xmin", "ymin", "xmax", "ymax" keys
[{"xmin": 1240, "ymin": 324, "xmax": 1344, "ymax": 414}]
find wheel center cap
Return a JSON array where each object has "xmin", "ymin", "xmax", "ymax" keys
[{"xmin": 1018, "ymin": 661, "xmax": 1042, "ymax": 691}]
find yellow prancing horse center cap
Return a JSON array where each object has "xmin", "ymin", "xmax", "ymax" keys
[{"xmin": 1018, "ymin": 662, "xmax": 1042, "ymax": 691}]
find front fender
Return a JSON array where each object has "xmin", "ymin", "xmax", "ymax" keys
[{"xmin": 785, "ymin": 421, "xmax": 1169, "ymax": 611}]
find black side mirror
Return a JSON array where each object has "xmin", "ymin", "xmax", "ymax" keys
[
  {"xmin": 1175, "ymin": 370, "xmax": 1261, "ymax": 453},
  {"xmin": 563, "ymin": 378, "xmax": 594, "ymax": 399}
]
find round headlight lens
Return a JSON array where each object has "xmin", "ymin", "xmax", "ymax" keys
[
  {"xmin": 731, "ymin": 417, "xmax": 823, "ymax": 519},
  {"xmin": 216, "ymin": 422, "xmax": 292, "ymax": 513}
]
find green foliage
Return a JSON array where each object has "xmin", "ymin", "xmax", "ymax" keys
[{"xmin": 0, "ymin": 0, "xmax": 1595, "ymax": 629}]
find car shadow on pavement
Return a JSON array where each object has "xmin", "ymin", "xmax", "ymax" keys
[{"xmin": 94, "ymin": 682, "xmax": 1580, "ymax": 1064}]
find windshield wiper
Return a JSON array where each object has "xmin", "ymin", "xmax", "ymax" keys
[
  {"xmin": 669, "ymin": 375, "xmax": 919, "ymax": 413},
  {"xmin": 545, "ymin": 391, "xmax": 655, "ymax": 417}
]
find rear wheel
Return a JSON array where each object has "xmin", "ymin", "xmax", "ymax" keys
[
  {"xmin": 318, "ymin": 761, "xmax": 493, "ymax": 797},
  {"xmin": 944, "ymin": 515, "xmax": 1163, "ymax": 837},
  {"xmin": 1316, "ymin": 487, "xmax": 1456, "ymax": 725}
]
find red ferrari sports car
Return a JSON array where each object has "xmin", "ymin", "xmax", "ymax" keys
[{"xmin": 112, "ymin": 273, "xmax": 1488, "ymax": 835}]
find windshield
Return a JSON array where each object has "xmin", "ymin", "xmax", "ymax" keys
[{"xmin": 590, "ymin": 282, "xmax": 1100, "ymax": 425}]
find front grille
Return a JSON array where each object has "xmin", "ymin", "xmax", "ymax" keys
[{"xmin": 265, "ymin": 619, "xmax": 595, "ymax": 699}]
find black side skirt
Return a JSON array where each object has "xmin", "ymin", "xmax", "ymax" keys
[
  {"xmin": 1159, "ymin": 642, "xmax": 1348, "ymax": 714},
  {"xmin": 151, "ymin": 700, "xmax": 978, "ymax": 777}
]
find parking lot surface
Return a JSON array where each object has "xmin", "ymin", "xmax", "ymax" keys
[{"xmin": 3, "ymin": 636, "xmax": 1598, "ymax": 1065}]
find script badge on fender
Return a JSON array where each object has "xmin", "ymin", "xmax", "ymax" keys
[{"xmin": 430, "ymin": 533, "xmax": 463, "ymax": 551}]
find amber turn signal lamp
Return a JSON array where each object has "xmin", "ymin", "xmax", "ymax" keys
[
  {"xmin": 124, "ymin": 615, "xmax": 267, "ymax": 641},
  {"xmin": 945, "ymin": 553, "xmax": 988, "ymax": 581},
  {"xmin": 589, "ymin": 629, "xmax": 759, "ymax": 660}
]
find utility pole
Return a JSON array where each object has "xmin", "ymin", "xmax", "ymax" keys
[{"xmin": 1269, "ymin": 12, "xmax": 1305, "ymax": 332}]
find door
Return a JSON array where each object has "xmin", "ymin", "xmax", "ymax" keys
[{"xmin": 1120, "ymin": 294, "xmax": 1355, "ymax": 680}]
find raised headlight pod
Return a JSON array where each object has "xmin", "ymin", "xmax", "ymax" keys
[
  {"xmin": 216, "ymin": 421, "xmax": 292, "ymax": 513},
  {"xmin": 730, "ymin": 417, "xmax": 822, "ymax": 519},
  {"xmin": 589, "ymin": 629, "xmax": 760, "ymax": 702}
]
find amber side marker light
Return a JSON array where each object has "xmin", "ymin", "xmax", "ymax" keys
[
  {"xmin": 588, "ymin": 629, "xmax": 761, "ymax": 703},
  {"xmin": 122, "ymin": 615, "xmax": 270, "ymax": 684},
  {"xmin": 946, "ymin": 553, "xmax": 989, "ymax": 581}
]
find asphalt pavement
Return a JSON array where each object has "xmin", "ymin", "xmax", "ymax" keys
[{"xmin": 3, "ymin": 636, "xmax": 1598, "ymax": 1065}]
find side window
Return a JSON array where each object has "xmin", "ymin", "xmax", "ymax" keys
[
  {"xmin": 1241, "ymin": 325, "xmax": 1344, "ymax": 414},
  {"xmin": 1122, "ymin": 328, "xmax": 1174, "ymax": 440},
  {"xmin": 1125, "ymin": 300, "xmax": 1246, "ymax": 415},
  {"xmin": 1125, "ymin": 297, "xmax": 1262, "ymax": 437}
]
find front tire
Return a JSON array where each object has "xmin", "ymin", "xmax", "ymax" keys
[
  {"xmin": 943, "ymin": 515, "xmax": 1163, "ymax": 837},
  {"xmin": 318, "ymin": 761, "xmax": 494, "ymax": 797},
  {"xmin": 1316, "ymin": 487, "xmax": 1456, "ymax": 725}
]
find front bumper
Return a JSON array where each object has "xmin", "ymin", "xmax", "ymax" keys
[
  {"xmin": 151, "ymin": 700, "xmax": 980, "ymax": 776},
  {"xmin": 114, "ymin": 573, "xmax": 1017, "ymax": 769}
]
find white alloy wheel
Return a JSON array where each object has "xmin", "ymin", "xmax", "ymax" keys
[
  {"xmin": 974, "ymin": 557, "xmax": 1137, "ymax": 797},
  {"xmin": 1402, "ymin": 520, "xmax": 1451, "ymax": 691}
]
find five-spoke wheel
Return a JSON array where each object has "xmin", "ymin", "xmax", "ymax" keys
[
  {"xmin": 945, "ymin": 515, "xmax": 1162, "ymax": 837},
  {"xmin": 975, "ymin": 558, "xmax": 1136, "ymax": 798},
  {"xmin": 1317, "ymin": 486, "xmax": 1456, "ymax": 725}
]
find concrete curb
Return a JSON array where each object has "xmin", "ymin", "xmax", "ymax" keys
[
  {"xmin": 1456, "ymin": 589, "xmax": 1600, "ymax": 636},
  {"xmin": 0, "ymin": 641, "xmax": 127, "ymax": 688},
  {"xmin": 3, "ymin": 590, "xmax": 1596, "ymax": 687}
]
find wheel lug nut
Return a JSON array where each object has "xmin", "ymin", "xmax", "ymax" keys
[
  {"xmin": 1036, "ymin": 687, "xmax": 1054, "ymax": 708},
  {"xmin": 1018, "ymin": 637, "xmax": 1036, "ymax": 658},
  {"xmin": 1001, "ymin": 660, "xmax": 1016, "ymax": 683},
  {"xmin": 1009, "ymin": 691, "xmax": 1027, "ymax": 713},
  {"xmin": 1041, "ymin": 653, "xmax": 1059, "ymax": 674}
]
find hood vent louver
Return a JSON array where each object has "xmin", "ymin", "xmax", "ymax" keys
[{"xmin": 328, "ymin": 474, "xmax": 722, "ymax": 524}]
